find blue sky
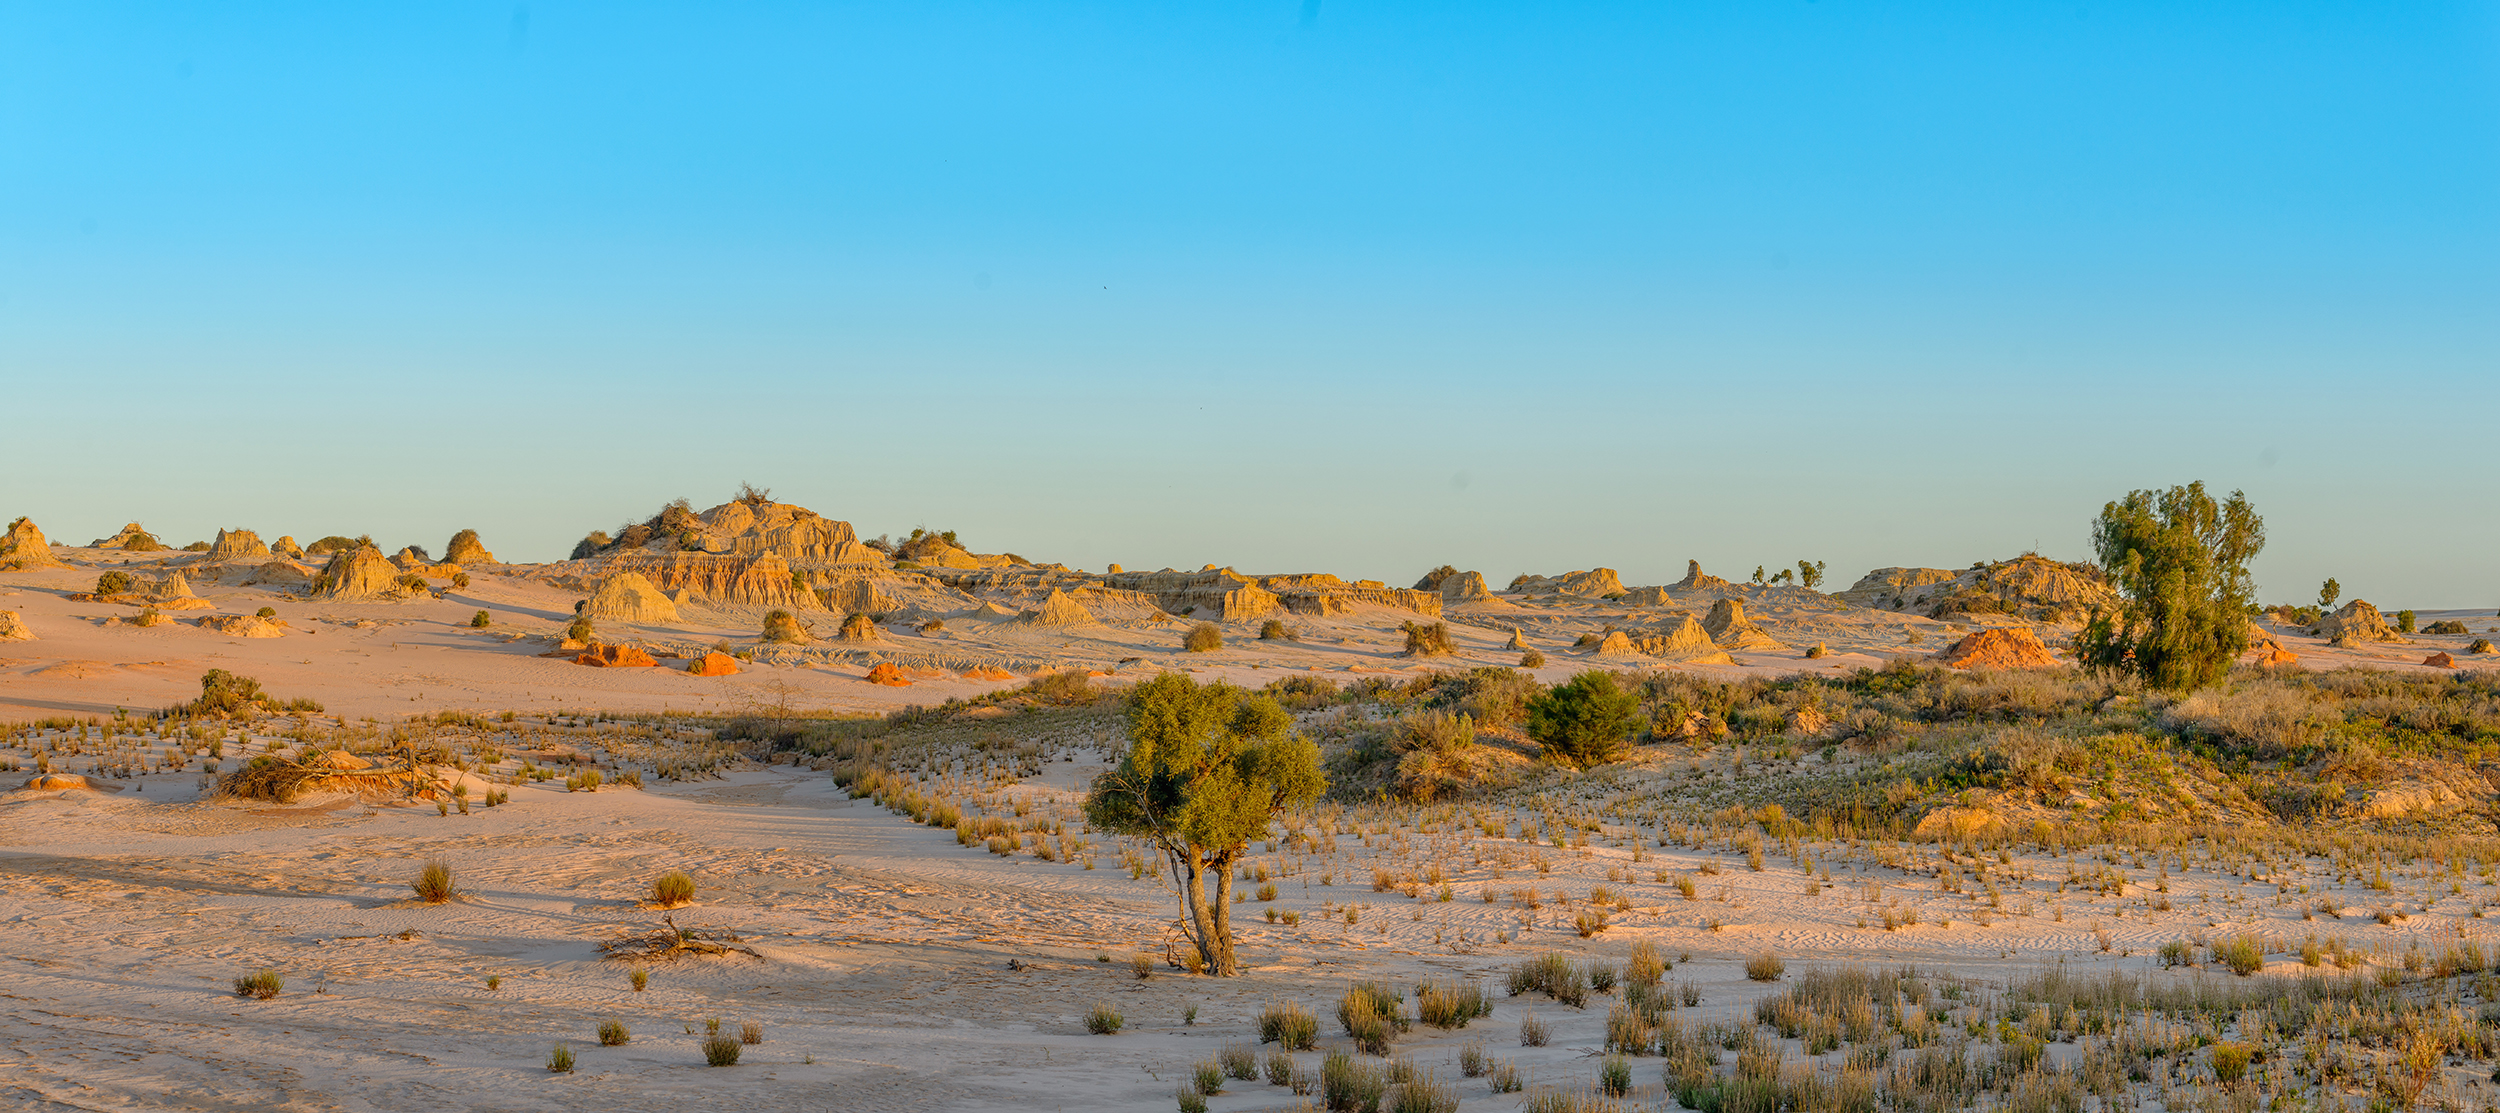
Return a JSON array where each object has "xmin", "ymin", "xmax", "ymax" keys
[{"xmin": 4, "ymin": 2, "xmax": 2496, "ymax": 606}]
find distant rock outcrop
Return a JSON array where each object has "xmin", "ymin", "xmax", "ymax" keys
[
  {"xmin": 1673, "ymin": 561, "xmax": 1732, "ymax": 592},
  {"xmin": 1591, "ymin": 630, "xmax": 1639, "ymax": 656},
  {"xmin": 0, "ymin": 518, "xmax": 64, "ymax": 571},
  {"xmin": 1703, "ymin": 599, "xmax": 1782, "ymax": 650},
  {"xmin": 838, "ymin": 613, "xmax": 880, "ymax": 641},
  {"xmin": 206, "ymin": 529, "xmax": 271, "ymax": 562},
  {"xmin": 1935, "ymin": 627, "xmax": 2061, "ymax": 669},
  {"xmin": 272, "ymin": 536, "xmax": 304, "ymax": 558},
  {"xmin": 1105, "ymin": 568, "xmax": 1282, "ymax": 622},
  {"xmin": 583, "ymin": 572, "xmax": 680, "ymax": 624},
  {"xmin": 1558, "ymin": 568, "xmax": 1626, "ymax": 597},
  {"xmin": 245, "ymin": 559, "xmax": 317, "ymax": 587},
  {"xmin": 90, "ymin": 523, "xmax": 165, "ymax": 551},
  {"xmin": 822, "ymin": 578, "xmax": 902, "ymax": 615},
  {"xmin": 195, "ymin": 613, "xmax": 286, "ymax": 638},
  {"xmin": 443, "ymin": 529, "xmax": 494, "ymax": 565},
  {"xmin": 1020, "ymin": 588, "xmax": 1101, "ymax": 628},
  {"xmin": 2315, "ymin": 600, "xmax": 2403, "ymax": 646},
  {"xmin": 0, "ymin": 610, "xmax": 32, "ymax": 641},
  {"xmin": 312, "ymin": 546, "xmax": 400, "ymax": 600},
  {"xmin": 1620, "ymin": 586, "xmax": 1673, "ymax": 606},
  {"xmin": 1848, "ymin": 556, "xmax": 2116, "ymax": 624},
  {"xmin": 604, "ymin": 550, "xmax": 823, "ymax": 612},
  {"xmin": 1835, "ymin": 567, "xmax": 1959, "ymax": 608},
  {"xmin": 1631, "ymin": 615, "xmax": 1736, "ymax": 663},
  {"xmin": 1438, "ymin": 571, "xmax": 1491, "ymax": 604}
]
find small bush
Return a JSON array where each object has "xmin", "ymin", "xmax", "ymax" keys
[
  {"xmin": 702, "ymin": 1032, "xmax": 742, "ymax": 1066},
  {"xmin": 1176, "ymin": 1088, "xmax": 1208, "ymax": 1113},
  {"xmin": 451, "ymin": 572, "xmax": 471, "ymax": 589},
  {"xmin": 1416, "ymin": 981, "xmax": 1492, "ymax": 1029},
  {"xmin": 1745, "ymin": 952, "xmax": 1785, "ymax": 981},
  {"xmin": 1525, "ymin": 672, "xmax": 1639, "ymax": 768},
  {"xmin": 1087, "ymin": 1002, "xmax": 1125, "ymax": 1034},
  {"xmin": 2158, "ymin": 938, "xmax": 2194, "ymax": 967},
  {"xmin": 1265, "ymin": 1047, "xmax": 1295, "ymax": 1086},
  {"xmin": 95, "ymin": 570, "xmax": 134, "ymax": 596},
  {"xmin": 1401, "ymin": 621, "xmax": 1456, "ymax": 657},
  {"xmin": 2396, "ymin": 609, "xmax": 2417, "ymax": 634},
  {"xmin": 565, "ymin": 614, "xmax": 595, "ymax": 643},
  {"xmin": 1320, "ymin": 1050, "xmax": 1387, "ymax": 1112},
  {"xmin": 650, "ymin": 870, "xmax": 696, "ymax": 907},
  {"xmin": 548, "ymin": 1043, "xmax": 574, "ymax": 1073},
  {"xmin": 1520, "ymin": 649, "xmax": 1545, "ymax": 668},
  {"xmin": 233, "ymin": 969, "xmax": 284, "ymax": 999},
  {"xmin": 741, "ymin": 1020, "xmax": 763, "ymax": 1045},
  {"xmin": 1220, "ymin": 1041, "xmax": 1258, "ymax": 1080},
  {"xmin": 2213, "ymin": 933, "xmax": 2265, "ymax": 976},
  {"xmin": 1598, "ymin": 1054, "xmax": 1632, "ymax": 1097},
  {"xmin": 598, "ymin": 1020, "xmax": 630, "ymax": 1046},
  {"xmin": 1457, "ymin": 1041, "xmax": 1488, "ymax": 1077},
  {"xmin": 470, "ymin": 610, "xmax": 491, "ymax": 628},
  {"xmin": 255, "ymin": 606, "xmax": 277, "ymax": 618},
  {"xmin": 629, "ymin": 967, "xmax": 648, "ymax": 992},
  {"xmin": 1132, "ymin": 953, "xmax": 1154, "ymax": 979},
  {"xmin": 1183, "ymin": 623, "xmax": 1223, "ymax": 652},
  {"xmin": 2212, "ymin": 1041, "xmax": 2253, "ymax": 1085},
  {"xmin": 1391, "ymin": 1070, "xmax": 1459, "ymax": 1113},
  {"xmin": 761, "ymin": 609, "xmax": 808, "ymax": 644},
  {"xmin": 1518, "ymin": 1014, "xmax": 1549, "ymax": 1047},
  {"xmin": 1259, "ymin": 619, "xmax": 1297, "ymax": 641},
  {"xmin": 2425, "ymin": 619, "xmax": 2469, "ymax": 635},
  {"xmin": 412, "ymin": 860, "xmax": 456, "ymax": 904},
  {"xmin": 1338, "ymin": 983, "xmax": 1403, "ymax": 1055}
]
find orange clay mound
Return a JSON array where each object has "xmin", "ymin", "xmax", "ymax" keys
[
  {"xmin": 864, "ymin": 662, "xmax": 911, "ymax": 686},
  {"xmin": 960, "ymin": 666, "xmax": 1017, "ymax": 681},
  {"xmin": 686, "ymin": 652, "xmax": 741, "ymax": 676},
  {"xmin": 2425, "ymin": 652, "xmax": 2458, "ymax": 668},
  {"xmin": 2258, "ymin": 646, "xmax": 2301, "ymax": 667},
  {"xmin": 1935, "ymin": 626, "xmax": 2060, "ymax": 669},
  {"xmin": 575, "ymin": 643, "xmax": 660, "ymax": 668}
]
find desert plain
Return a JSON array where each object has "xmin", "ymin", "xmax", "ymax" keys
[{"xmin": 2, "ymin": 496, "xmax": 2498, "ymax": 1113}]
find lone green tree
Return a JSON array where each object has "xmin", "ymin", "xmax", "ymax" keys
[
  {"xmin": 2077, "ymin": 482, "xmax": 2265, "ymax": 691},
  {"xmin": 1797, "ymin": 560, "xmax": 1827, "ymax": 590},
  {"xmin": 1084, "ymin": 674, "xmax": 1324, "ymax": 976},
  {"xmin": 2319, "ymin": 578, "xmax": 2341, "ymax": 611},
  {"xmin": 1524, "ymin": 671, "xmax": 1640, "ymax": 768}
]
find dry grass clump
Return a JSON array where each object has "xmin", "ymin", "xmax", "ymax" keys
[
  {"xmin": 547, "ymin": 1043, "xmax": 574, "ymax": 1073},
  {"xmin": 1518, "ymin": 1014, "xmax": 1550, "ymax": 1047},
  {"xmin": 649, "ymin": 870, "xmax": 696, "ymax": 907},
  {"xmin": 1259, "ymin": 1001, "xmax": 1320, "ymax": 1049},
  {"xmin": 233, "ymin": 969, "xmax": 284, "ymax": 999},
  {"xmin": 597, "ymin": 1020, "xmax": 630, "ymax": 1046},
  {"xmin": 1507, "ymin": 952, "xmax": 1590, "ymax": 1006},
  {"xmin": 702, "ymin": 1031, "xmax": 742, "ymax": 1066},
  {"xmin": 1086, "ymin": 1002, "xmax": 1124, "ymax": 1034},
  {"xmin": 1337, "ymin": 982, "xmax": 1407, "ymax": 1056},
  {"xmin": 1416, "ymin": 981, "xmax": 1493, "ymax": 1029},
  {"xmin": 1259, "ymin": 619, "xmax": 1297, "ymax": 641},
  {"xmin": 1183, "ymin": 622, "xmax": 1223, "ymax": 652},
  {"xmin": 1321, "ymin": 1050, "xmax": 1387, "ymax": 1111},
  {"xmin": 740, "ymin": 1020, "xmax": 763, "ymax": 1045},
  {"xmin": 1745, "ymin": 952, "xmax": 1785, "ymax": 981},
  {"xmin": 412, "ymin": 860, "xmax": 456, "ymax": 904}
]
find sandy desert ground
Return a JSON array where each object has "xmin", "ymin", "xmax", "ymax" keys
[{"xmin": 4, "ymin": 508, "xmax": 2498, "ymax": 1112}]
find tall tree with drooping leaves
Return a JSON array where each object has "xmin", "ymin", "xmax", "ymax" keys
[
  {"xmin": 1084, "ymin": 674, "xmax": 1324, "ymax": 976},
  {"xmin": 2077, "ymin": 481, "xmax": 2265, "ymax": 691}
]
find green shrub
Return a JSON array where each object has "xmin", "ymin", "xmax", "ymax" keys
[
  {"xmin": 650, "ymin": 870, "xmax": 696, "ymax": 906},
  {"xmin": 702, "ymin": 1032, "xmax": 741, "ymax": 1066},
  {"xmin": 2425, "ymin": 619, "xmax": 2468, "ymax": 635},
  {"xmin": 2077, "ymin": 481, "xmax": 2264, "ymax": 690},
  {"xmin": 1416, "ymin": 981, "xmax": 1491, "ymax": 1029},
  {"xmin": 94, "ymin": 571, "xmax": 133, "ymax": 596},
  {"xmin": 2211, "ymin": 1041, "xmax": 2252, "ymax": 1085},
  {"xmin": 566, "ymin": 614, "xmax": 596, "ymax": 643},
  {"xmin": 2213, "ymin": 933, "xmax": 2265, "ymax": 976},
  {"xmin": 1183, "ymin": 623, "xmax": 1223, "ymax": 652},
  {"xmin": 470, "ymin": 610, "xmax": 491, "ymax": 628},
  {"xmin": 255, "ymin": 606, "xmax": 277, "ymax": 618},
  {"xmin": 1320, "ymin": 1050, "xmax": 1386, "ymax": 1111},
  {"xmin": 1259, "ymin": 619, "xmax": 1295, "ymax": 641},
  {"xmin": 1401, "ymin": 621, "xmax": 1456, "ymax": 657},
  {"xmin": 548, "ymin": 1043, "xmax": 574, "ymax": 1073},
  {"xmin": 1520, "ymin": 649, "xmax": 1545, "ymax": 668},
  {"xmin": 1259, "ymin": 1001, "xmax": 1319, "ymax": 1049},
  {"xmin": 451, "ymin": 572, "xmax": 471, "ymax": 589},
  {"xmin": 2397, "ymin": 609, "xmax": 2418, "ymax": 634},
  {"xmin": 1524, "ymin": 672, "xmax": 1638, "ymax": 768},
  {"xmin": 630, "ymin": 967, "xmax": 648, "ymax": 991},
  {"xmin": 598, "ymin": 1020, "xmax": 630, "ymax": 1046}
]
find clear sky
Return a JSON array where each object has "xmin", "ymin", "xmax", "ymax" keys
[{"xmin": 4, "ymin": 3, "xmax": 2496, "ymax": 607}]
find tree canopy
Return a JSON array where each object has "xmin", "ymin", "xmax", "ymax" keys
[
  {"xmin": 1084, "ymin": 674, "xmax": 1323, "ymax": 976},
  {"xmin": 2077, "ymin": 481, "xmax": 2264, "ymax": 691},
  {"xmin": 1524, "ymin": 671, "xmax": 1640, "ymax": 768}
]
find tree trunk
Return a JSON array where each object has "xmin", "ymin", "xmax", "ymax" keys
[
  {"xmin": 1177, "ymin": 852, "xmax": 1219, "ymax": 974},
  {"xmin": 1207, "ymin": 860, "xmax": 1239, "ymax": 976}
]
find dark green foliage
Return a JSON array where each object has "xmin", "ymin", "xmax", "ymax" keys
[
  {"xmin": 1085, "ymin": 675, "xmax": 1325, "ymax": 976},
  {"xmin": 1797, "ymin": 560, "xmax": 1827, "ymax": 590},
  {"xmin": 2319, "ymin": 578, "xmax": 2341, "ymax": 610},
  {"xmin": 192, "ymin": 669, "xmax": 266, "ymax": 715},
  {"xmin": 1525, "ymin": 671, "xmax": 1639, "ymax": 768},
  {"xmin": 304, "ymin": 535, "xmax": 373, "ymax": 556},
  {"xmin": 1258, "ymin": 618, "xmax": 1296, "ymax": 641},
  {"xmin": 2078, "ymin": 482, "xmax": 2265, "ymax": 691},
  {"xmin": 470, "ymin": 610, "xmax": 492, "ymax": 628},
  {"xmin": 255, "ymin": 606, "xmax": 277, "ymax": 618},
  {"xmin": 94, "ymin": 570, "xmax": 133, "ymax": 596},
  {"xmin": 2396, "ymin": 609, "xmax": 2417, "ymax": 634}
]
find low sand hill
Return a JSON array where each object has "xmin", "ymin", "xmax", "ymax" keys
[
  {"xmin": 442, "ymin": 529, "xmax": 494, "ymax": 565},
  {"xmin": 1936, "ymin": 626, "xmax": 2062, "ymax": 669},
  {"xmin": 205, "ymin": 528, "xmax": 271, "ymax": 561},
  {"xmin": 89, "ymin": 522, "xmax": 165, "ymax": 551},
  {"xmin": 1438, "ymin": 570, "xmax": 1491, "ymax": 604},
  {"xmin": 0, "ymin": 609, "xmax": 31, "ymax": 640},
  {"xmin": 583, "ymin": 572, "xmax": 680, "ymax": 624},
  {"xmin": 0, "ymin": 517, "xmax": 65, "ymax": 571},
  {"xmin": 2317, "ymin": 600, "xmax": 2404, "ymax": 646},
  {"xmin": 1848, "ymin": 555, "xmax": 2115, "ymax": 624},
  {"xmin": 1021, "ymin": 588, "xmax": 1101, "ymax": 628}
]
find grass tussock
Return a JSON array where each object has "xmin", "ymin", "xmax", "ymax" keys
[{"xmin": 412, "ymin": 860, "xmax": 456, "ymax": 904}]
